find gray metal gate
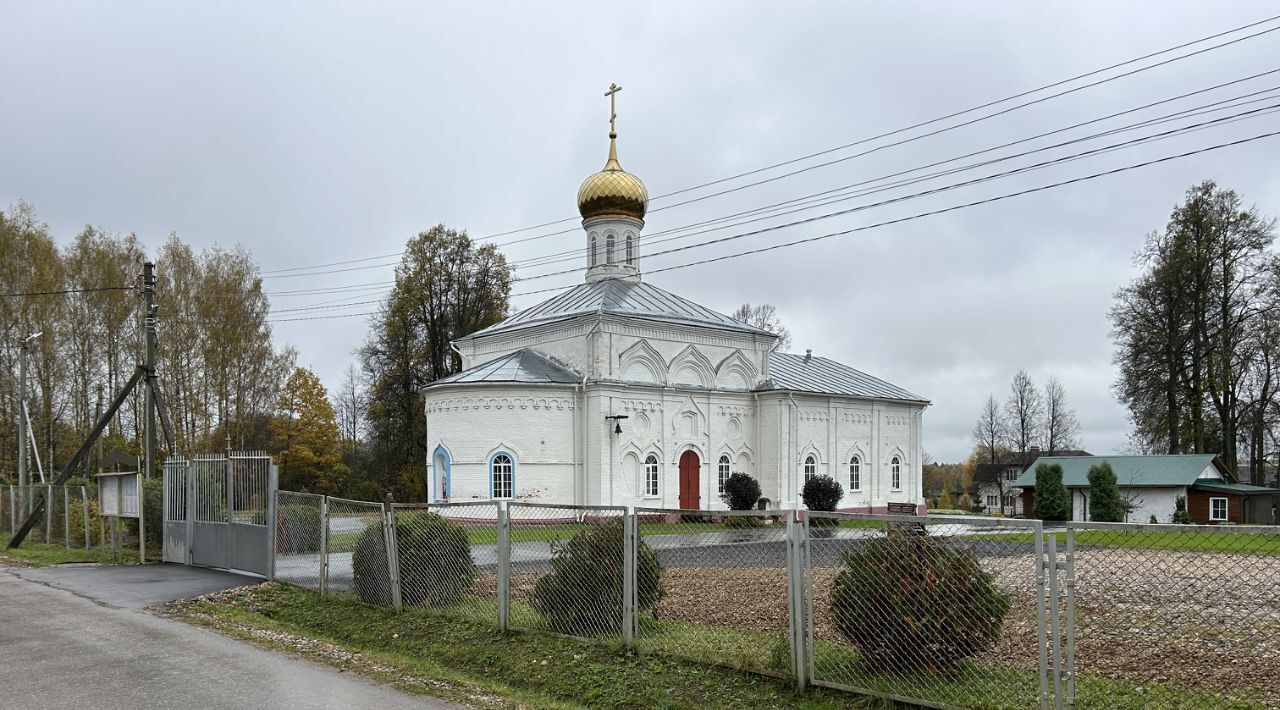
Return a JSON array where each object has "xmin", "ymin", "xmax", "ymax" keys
[{"xmin": 162, "ymin": 451, "xmax": 276, "ymax": 577}]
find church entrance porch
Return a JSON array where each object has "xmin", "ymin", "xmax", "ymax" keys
[{"xmin": 679, "ymin": 450, "xmax": 701, "ymax": 509}]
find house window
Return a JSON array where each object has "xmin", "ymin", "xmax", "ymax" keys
[
  {"xmin": 1209, "ymin": 496, "xmax": 1228, "ymax": 522},
  {"xmin": 644, "ymin": 454, "xmax": 659, "ymax": 497},
  {"xmin": 986, "ymin": 494, "xmax": 999, "ymax": 510},
  {"xmin": 589, "ymin": 234, "xmax": 598, "ymax": 266},
  {"xmin": 1003, "ymin": 494, "xmax": 1013, "ymax": 509},
  {"xmin": 849, "ymin": 455, "xmax": 861, "ymax": 491},
  {"xmin": 803, "ymin": 455, "xmax": 817, "ymax": 482},
  {"xmin": 1005, "ymin": 469, "xmax": 1019, "ymax": 483},
  {"xmin": 606, "ymin": 232, "xmax": 616, "ymax": 264},
  {"xmin": 626, "ymin": 233, "xmax": 635, "ymax": 265},
  {"xmin": 718, "ymin": 455, "xmax": 731, "ymax": 494},
  {"xmin": 891, "ymin": 456, "xmax": 902, "ymax": 490},
  {"xmin": 491, "ymin": 453, "xmax": 514, "ymax": 499}
]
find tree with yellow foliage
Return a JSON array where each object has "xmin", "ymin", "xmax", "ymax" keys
[{"xmin": 270, "ymin": 367, "xmax": 341, "ymax": 493}]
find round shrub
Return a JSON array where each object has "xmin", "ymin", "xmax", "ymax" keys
[
  {"xmin": 721, "ymin": 472, "xmax": 761, "ymax": 510},
  {"xmin": 530, "ymin": 519, "xmax": 664, "ymax": 635},
  {"xmin": 352, "ymin": 511, "xmax": 475, "ymax": 607},
  {"xmin": 276, "ymin": 504, "xmax": 323, "ymax": 553},
  {"xmin": 803, "ymin": 474, "xmax": 844, "ymax": 526},
  {"xmin": 830, "ymin": 532, "xmax": 1009, "ymax": 674}
]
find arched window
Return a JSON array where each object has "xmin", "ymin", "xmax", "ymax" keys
[
  {"xmin": 644, "ymin": 454, "xmax": 659, "ymax": 497},
  {"xmin": 891, "ymin": 456, "xmax": 902, "ymax": 490},
  {"xmin": 589, "ymin": 234, "xmax": 598, "ymax": 267},
  {"xmin": 717, "ymin": 454, "xmax": 731, "ymax": 494},
  {"xmin": 803, "ymin": 455, "xmax": 817, "ymax": 482},
  {"xmin": 849, "ymin": 455, "xmax": 861, "ymax": 491},
  {"xmin": 625, "ymin": 233, "xmax": 635, "ymax": 265},
  {"xmin": 606, "ymin": 232, "xmax": 616, "ymax": 264},
  {"xmin": 491, "ymin": 452, "xmax": 514, "ymax": 499}
]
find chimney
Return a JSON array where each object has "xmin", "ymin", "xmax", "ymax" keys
[
  {"xmin": 1029, "ymin": 445, "xmax": 1042, "ymax": 458},
  {"xmin": 803, "ymin": 349, "xmax": 812, "ymax": 364}
]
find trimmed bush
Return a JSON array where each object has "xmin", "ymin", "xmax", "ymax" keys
[
  {"xmin": 1086, "ymin": 462, "xmax": 1125, "ymax": 522},
  {"xmin": 530, "ymin": 519, "xmax": 664, "ymax": 635},
  {"xmin": 1172, "ymin": 496, "xmax": 1192, "ymax": 524},
  {"xmin": 803, "ymin": 474, "xmax": 843, "ymax": 526},
  {"xmin": 830, "ymin": 531, "xmax": 1009, "ymax": 674},
  {"xmin": 720, "ymin": 472, "xmax": 761, "ymax": 510},
  {"xmin": 352, "ymin": 511, "xmax": 475, "ymax": 607},
  {"xmin": 277, "ymin": 504, "xmax": 323, "ymax": 553},
  {"xmin": 1033, "ymin": 463, "xmax": 1069, "ymax": 522}
]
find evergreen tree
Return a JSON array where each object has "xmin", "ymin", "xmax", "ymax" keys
[
  {"xmin": 1086, "ymin": 462, "xmax": 1125, "ymax": 522},
  {"xmin": 1033, "ymin": 463, "xmax": 1069, "ymax": 522},
  {"xmin": 1172, "ymin": 496, "xmax": 1192, "ymax": 524}
]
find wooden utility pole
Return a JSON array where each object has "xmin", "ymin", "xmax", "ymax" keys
[{"xmin": 143, "ymin": 262, "xmax": 157, "ymax": 480}]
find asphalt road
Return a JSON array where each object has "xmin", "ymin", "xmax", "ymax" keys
[{"xmin": 0, "ymin": 567, "xmax": 458, "ymax": 710}]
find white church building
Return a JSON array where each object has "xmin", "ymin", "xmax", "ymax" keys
[{"xmin": 422, "ymin": 99, "xmax": 929, "ymax": 512}]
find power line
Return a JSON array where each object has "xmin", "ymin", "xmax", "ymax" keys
[
  {"xmin": 255, "ymin": 101, "xmax": 1280, "ymax": 316},
  {"xmin": 0, "ymin": 286, "xmax": 133, "ymax": 298},
  {"xmin": 212, "ymin": 128, "xmax": 1280, "ymax": 325},
  {"xmin": 513, "ymin": 82, "xmax": 1280, "ymax": 272},
  {"xmin": 250, "ymin": 15, "xmax": 1280, "ymax": 278}
]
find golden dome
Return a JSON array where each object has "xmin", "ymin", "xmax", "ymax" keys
[{"xmin": 577, "ymin": 134, "xmax": 648, "ymax": 221}]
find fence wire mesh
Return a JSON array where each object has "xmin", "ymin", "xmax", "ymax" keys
[
  {"xmin": 1, "ymin": 486, "xmax": 13, "ymax": 536},
  {"xmin": 1066, "ymin": 522, "xmax": 1280, "ymax": 709},
  {"xmin": 274, "ymin": 491, "xmax": 325, "ymax": 591},
  {"xmin": 632, "ymin": 508, "xmax": 794, "ymax": 677},
  {"xmin": 393, "ymin": 502, "xmax": 497, "ymax": 621},
  {"xmin": 806, "ymin": 512, "xmax": 1046, "ymax": 709},
  {"xmin": 325, "ymin": 497, "xmax": 390, "ymax": 604},
  {"xmin": 507, "ymin": 503, "xmax": 627, "ymax": 642}
]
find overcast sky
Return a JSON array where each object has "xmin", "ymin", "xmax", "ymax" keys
[{"xmin": 3, "ymin": 1, "xmax": 1279, "ymax": 462}]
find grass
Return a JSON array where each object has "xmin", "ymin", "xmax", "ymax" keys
[
  {"xmin": 179, "ymin": 581, "xmax": 1268, "ymax": 710},
  {"xmin": 0, "ymin": 532, "xmax": 138, "ymax": 566},
  {"xmin": 961, "ymin": 528, "xmax": 1280, "ymax": 555},
  {"xmin": 171, "ymin": 582, "xmax": 862, "ymax": 709},
  {"xmin": 330, "ymin": 521, "xmax": 773, "ymax": 549}
]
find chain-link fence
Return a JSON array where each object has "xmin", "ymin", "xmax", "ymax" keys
[
  {"xmin": 507, "ymin": 503, "xmax": 627, "ymax": 642},
  {"xmin": 274, "ymin": 491, "xmax": 325, "ymax": 591},
  {"xmin": 1065, "ymin": 521, "xmax": 1280, "ymax": 709},
  {"xmin": 324, "ymin": 497, "xmax": 388, "ymax": 599},
  {"xmin": 266, "ymin": 493, "xmax": 1280, "ymax": 709},
  {"xmin": 2, "ymin": 484, "xmax": 99, "ymax": 549},
  {"xmin": 392, "ymin": 502, "xmax": 496, "ymax": 622},
  {"xmin": 806, "ymin": 512, "xmax": 1047, "ymax": 709},
  {"xmin": 632, "ymin": 507, "xmax": 796, "ymax": 677}
]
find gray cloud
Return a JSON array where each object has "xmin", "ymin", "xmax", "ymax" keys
[{"xmin": 3, "ymin": 0, "xmax": 1278, "ymax": 461}]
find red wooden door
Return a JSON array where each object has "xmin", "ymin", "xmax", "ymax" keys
[{"xmin": 678, "ymin": 450, "xmax": 701, "ymax": 509}]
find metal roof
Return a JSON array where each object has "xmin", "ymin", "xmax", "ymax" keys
[
  {"xmin": 1012, "ymin": 454, "xmax": 1227, "ymax": 488},
  {"xmin": 427, "ymin": 349, "xmax": 581, "ymax": 388},
  {"xmin": 759, "ymin": 352, "xmax": 927, "ymax": 402},
  {"xmin": 462, "ymin": 279, "xmax": 771, "ymax": 339}
]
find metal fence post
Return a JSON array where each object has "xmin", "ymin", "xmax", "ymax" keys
[
  {"xmin": 382, "ymin": 498, "xmax": 402, "ymax": 614},
  {"xmin": 1035, "ymin": 528, "xmax": 1049, "ymax": 710},
  {"xmin": 1047, "ymin": 534, "xmax": 1063, "ymax": 710},
  {"xmin": 8, "ymin": 486, "xmax": 15, "ymax": 535},
  {"xmin": 185, "ymin": 460, "xmax": 196, "ymax": 565},
  {"xmin": 81, "ymin": 486, "xmax": 90, "ymax": 550},
  {"xmin": 785, "ymin": 511, "xmax": 808, "ymax": 691},
  {"xmin": 45, "ymin": 484, "xmax": 52, "ymax": 541},
  {"xmin": 63, "ymin": 486, "xmax": 69, "ymax": 549},
  {"xmin": 266, "ymin": 465, "xmax": 278, "ymax": 581},
  {"xmin": 621, "ymin": 507, "xmax": 635, "ymax": 649},
  {"xmin": 1064, "ymin": 527, "xmax": 1076, "ymax": 709},
  {"xmin": 498, "ymin": 501, "xmax": 511, "ymax": 632},
  {"xmin": 319, "ymin": 495, "xmax": 329, "ymax": 596}
]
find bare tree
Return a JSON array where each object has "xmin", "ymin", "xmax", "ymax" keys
[
  {"xmin": 1043, "ymin": 377, "xmax": 1081, "ymax": 453},
  {"xmin": 730, "ymin": 303, "xmax": 792, "ymax": 350},
  {"xmin": 1006, "ymin": 370, "xmax": 1043, "ymax": 452},
  {"xmin": 333, "ymin": 363, "xmax": 367, "ymax": 453},
  {"xmin": 972, "ymin": 395, "xmax": 1008, "ymax": 466}
]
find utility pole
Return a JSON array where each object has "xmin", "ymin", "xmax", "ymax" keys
[
  {"xmin": 95, "ymin": 384, "xmax": 104, "ymax": 474},
  {"xmin": 17, "ymin": 340, "xmax": 27, "ymax": 514},
  {"xmin": 143, "ymin": 262, "xmax": 157, "ymax": 480}
]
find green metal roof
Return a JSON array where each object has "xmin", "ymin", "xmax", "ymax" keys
[
  {"xmin": 1191, "ymin": 481, "xmax": 1279, "ymax": 495},
  {"xmin": 1012, "ymin": 454, "xmax": 1225, "ymax": 488}
]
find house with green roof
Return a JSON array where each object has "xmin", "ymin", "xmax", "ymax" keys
[{"xmin": 1012, "ymin": 454, "xmax": 1278, "ymax": 524}]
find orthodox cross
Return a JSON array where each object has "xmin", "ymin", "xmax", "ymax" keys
[{"xmin": 604, "ymin": 82, "xmax": 622, "ymax": 135}]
